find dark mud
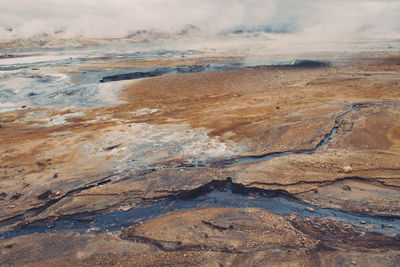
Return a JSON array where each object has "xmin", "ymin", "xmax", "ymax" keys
[
  {"xmin": 1, "ymin": 179, "xmax": 399, "ymax": 241},
  {"xmin": 100, "ymin": 70, "xmax": 165, "ymax": 82},
  {"xmin": 98, "ymin": 63, "xmax": 244, "ymax": 83},
  {"xmin": 290, "ymin": 59, "xmax": 330, "ymax": 68},
  {"xmin": 2, "ymin": 101, "xmax": 397, "ymax": 241},
  {"xmin": 97, "ymin": 60, "xmax": 329, "ymax": 83}
]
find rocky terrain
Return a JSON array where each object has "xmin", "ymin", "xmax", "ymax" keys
[{"xmin": 0, "ymin": 44, "xmax": 399, "ymax": 266}]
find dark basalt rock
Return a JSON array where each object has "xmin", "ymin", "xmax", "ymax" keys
[
  {"xmin": 11, "ymin": 193, "xmax": 21, "ymax": 200},
  {"xmin": 37, "ymin": 190, "xmax": 53, "ymax": 200},
  {"xmin": 0, "ymin": 192, "xmax": 7, "ymax": 200},
  {"xmin": 27, "ymin": 92, "xmax": 38, "ymax": 97},
  {"xmin": 103, "ymin": 144, "xmax": 121, "ymax": 151}
]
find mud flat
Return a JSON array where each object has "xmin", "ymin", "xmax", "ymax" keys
[{"xmin": 0, "ymin": 44, "xmax": 400, "ymax": 266}]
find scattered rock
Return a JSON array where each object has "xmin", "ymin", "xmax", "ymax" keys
[
  {"xmin": 11, "ymin": 193, "xmax": 21, "ymax": 200},
  {"xmin": 36, "ymin": 162, "xmax": 44, "ymax": 167},
  {"xmin": 37, "ymin": 190, "xmax": 53, "ymax": 200},
  {"xmin": 0, "ymin": 192, "xmax": 7, "ymax": 200},
  {"xmin": 103, "ymin": 144, "xmax": 121, "ymax": 151},
  {"xmin": 27, "ymin": 92, "xmax": 38, "ymax": 97},
  {"xmin": 306, "ymin": 207, "xmax": 315, "ymax": 212},
  {"xmin": 342, "ymin": 166, "xmax": 353, "ymax": 173},
  {"xmin": 342, "ymin": 185, "xmax": 351, "ymax": 191},
  {"xmin": 360, "ymin": 221, "xmax": 366, "ymax": 225},
  {"xmin": 53, "ymin": 173, "xmax": 58, "ymax": 179}
]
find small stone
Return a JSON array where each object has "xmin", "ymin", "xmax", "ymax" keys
[
  {"xmin": 306, "ymin": 207, "xmax": 315, "ymax": 212},
  {"xmin": 343, "ymin": 166, "xmax": 352, "ymax": 173},
  {"xmin": 204, "ymin": 233, "xmax": 208, "ymax": 238},
  {"xmin": 11, "ymin": 193, "xmax": 21, "ymax": 200},
  {"xmin": 37, "ymin": 190, "xmax": 52, "ymax": 200},
  {"xmin": 342, "ymin": 185, "xmax": 351, "ymax": 191},
  {"xmin": 36, "ymin": 162, "xmax": 44, "ymax": 167},
  {"xmin": 53, "ymin": 173, "xmax": 58, "ymax": 179},
  {"xmin": 28, "ymin": 92, "xmax": 38, "ymax": 97},
  {"xmin": 103, "ymin": 144, "xmax": 121, "ymax": 151},
  {"xmin": 351, "ymin": 260, "xmax": 357, "ymax": 265},
  {"xmin": 360, "ymin": 221, "xmax": 366, "ymax": 225}
]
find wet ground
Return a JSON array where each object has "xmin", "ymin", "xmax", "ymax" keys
[{"xmin": 0, "ymin": 37, "xmax": 400, "ymax": 266}]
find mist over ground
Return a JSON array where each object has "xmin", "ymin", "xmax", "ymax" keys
[{"xmin": 0, "ymin": 0, "xmax": 399, "ymax": 41}]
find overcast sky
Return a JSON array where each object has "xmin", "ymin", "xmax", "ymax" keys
[{"xmin": 0, "ymin": 0, "xmax": 399, "ymax": 39}]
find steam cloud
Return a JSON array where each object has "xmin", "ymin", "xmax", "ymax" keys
[{"xmin": 0, "ymin": 0, "xmax": 399, "ymax": 40}]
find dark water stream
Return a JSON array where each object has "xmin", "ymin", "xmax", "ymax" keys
[
  {"xmin": 1, "ymin": 102, "xmax": 400, "ymax": 241},
  {"xmin": 1, "ymin": 181, "xmax": 399, "ymax": 241},
  {"xmin": 1, "ymin": 47, "xmax": 400, "ymax": 242}
]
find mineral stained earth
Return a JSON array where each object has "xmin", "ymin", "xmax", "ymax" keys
[{"xmin": 0, "ymin": 39, "xmax": 400, "ymax": 266}]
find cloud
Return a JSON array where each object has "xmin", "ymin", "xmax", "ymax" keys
[{"xmin": 0, "ymin": 0, "xmax": 399, "ymax": 39}]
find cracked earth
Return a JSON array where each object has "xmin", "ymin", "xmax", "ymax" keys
[{"xmin": 0, "ymin": 45, "xmax": 400, "ymax": 266}]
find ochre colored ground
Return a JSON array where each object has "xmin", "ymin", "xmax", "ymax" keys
[{"xmin": 1, "ymin": 51, "xmax": 400, "ymax": 266}]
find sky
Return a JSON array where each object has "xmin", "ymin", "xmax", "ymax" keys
[{"xmin": 0, "ymin": 0, "xmax": 399, "ymax": 39}]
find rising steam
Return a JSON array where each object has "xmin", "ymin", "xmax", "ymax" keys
[{"xmin": 0, "ymin": 0, "xmax": 399, "ymax": 40}]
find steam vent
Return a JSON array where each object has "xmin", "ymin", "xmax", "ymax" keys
[{"xmin": 1, "ymin": 1, "xmax": 400, "ymax": 266}]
